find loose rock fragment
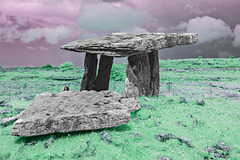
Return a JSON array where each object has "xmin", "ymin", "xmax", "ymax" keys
[
  {"xmin": 44, "ymin": 136, "xmax": 55, "ymax": 149},
  {"xmin": 215, "ymin": 140, "xmax": 231, "ymax": 152},
  {"xmin": 175, "ymin": 121, "xmax": 187, "ymax": 127},
  {"xmin": 193, "ymin": 118, "xmax": 198, "ymax": 128},
  {"xmin": 25, "ymin": 141, "xmax": 37, "ymax": 146},
  {"xmin": 177, "ymin": 137, "xmax": 193, "ymax": 148},
  {"xmin": 187, "ymin": 114, "xmax": 193, "ymax": 118},
  {"xmin": 196, "ymin": 99, "xmax": 205, "ymax": 106},
  {"xmin": 1, "ymin": 116, "xmax": 18, "ymax": 126},
  {"xmin": 155, "ymin": 133, "xmax": 176, "ymax": 142},
  {"xmin": 155, "ymin": 121, "xmax": 161, "ymax": 126},
  {"xmin": 158, "ymin": 157, "xmax": 171, "ymax": 160},
  {"xmin": 99, "ymin": 131, "xmax": 112, "ymax": 144},
  {"xmin": 180, "ymin": 97, "xmax": 188, "ymax": 104},
  {"xmin": 132, "ymin": 133, "xmax": 142, "ymax": 138},
  {"xmin": 61, "ymin": 85, "xmax": 69, "ymax": 91}
]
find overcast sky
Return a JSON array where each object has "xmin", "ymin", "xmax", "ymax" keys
[{"xmin": 0, "ymin": 0, "xmax": 240, "ymax": 68}]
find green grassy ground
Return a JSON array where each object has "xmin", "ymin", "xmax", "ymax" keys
[{"xmin": 0, "ymin": 58, "xmax": 240, "ymax": 160}]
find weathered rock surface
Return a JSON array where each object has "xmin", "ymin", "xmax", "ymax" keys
[
  {"xmin": 93, "ymin": 55, "xmax": 113, "ymax": 91},
  {"xmin": 155, "ymin": 133, "xmax": 176, "ymax": 142},
  {"xmin": 12, "ymin": 90, "xmax": 141, "ymax": 137},
  {"xmin": 148, "ymin": 50, "xmax": 160, "ymax": 96},
  {"xmin": 122, "ymin": 67, "xmax": 139, "ymax": 98},
  {"xmin": 61, "ymin": 85, "xmax": 69, "ymax": 92},
  {"xmin": 61, "ymin": 33, "xmax": 198, "ymax": 57},
  {"xmin": 206, "ymin": 140, "xmax": 231, "ymax": 158},
  {"xmin": 125, "ymin": 53, "xmax": 152, "ymax": 97},
  {"xmin": 177, "ymin": 137, "xmax": 193, "ymax": 148},
  {"xmin": 80, "ymin": 53, "xmax": 98, "ymax": 91}
]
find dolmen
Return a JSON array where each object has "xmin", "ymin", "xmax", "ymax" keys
[
  {"xmin": 12, "ymin": 32, "xmax": 197, "ymax": 137},
  {"xmin": 12, "ymin": 90, "xmax": 140, "ymax": 136},
  {"xmin": 61, "ymin": 32, "xmax": 198, "ymax": 97}
]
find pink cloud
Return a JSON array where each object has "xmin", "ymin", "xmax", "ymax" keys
[
  {"xmin": 77, "ymin": 2, "xmax": 146, "ymax": 32},
  {"xmin": 233, "ymin": 25, "xmax": 240, "ymax": 47},
  {"xmin": 186, "ymin": 16, "xmax": 233, "ymax": 43},
  {"xmin": 21, "ymin": 26, "xmax": 73, "ymax": 44},
  {"xmin": 0, "ymin": 0, "xmax": 81, "ymax": 27}
]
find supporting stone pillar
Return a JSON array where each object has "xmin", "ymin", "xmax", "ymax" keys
[
  {"xmin": 123, "ymin": 51, "xmax": 160, "ymax": 97},
  {"xmin": 148, "ymin": 50, "xmax": 160, "ymax": 96},
  {"xmin": 94, "ymin": 55, "xmax": 113, "ymax": 91},
  {"xmin": 123, "ymin": 53, "xmax": 151, "ymax": 97},
  {"xmin": 80, "ymin": 53, "xmax": 98, "ymax": 91}
]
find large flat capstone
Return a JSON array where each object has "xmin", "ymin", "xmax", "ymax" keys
[
  {"xmin": 12, "ymin": 90, "xmax": 141, "ymax": 137},
  {"xmin": 61, "ymin": 33, "xmax": 198, "ymax": 57}
]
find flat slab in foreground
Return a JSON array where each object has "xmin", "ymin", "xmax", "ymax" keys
[{"xmin": 12, "ymin": 90, "xmax": 140, "ymax": 137}]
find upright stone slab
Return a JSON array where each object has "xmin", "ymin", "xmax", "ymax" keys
[
  {"xmin": 80, "ymin": 53, "xmax": 98, "ymax": 91},
  {"xmin": 126, "ymin": 53, "xmax": 151, "ymax": 97},
  {"xmin": 148, "ymin": 50, "xmax": 160, "ymax": 96},
  {"xmin": 94, "ymin": 55, "xmax": 113, "ymax": 91}
]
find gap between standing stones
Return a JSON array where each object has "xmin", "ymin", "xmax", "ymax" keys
[{"xmin": 80, "ymin": 50, "xmax": 160, "ymax": 97}]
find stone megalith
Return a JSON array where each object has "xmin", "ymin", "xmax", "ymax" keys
[
  {"xmin": 61, "ymin": 33, "xmax": 198, "ymax": 97},
  {"xmin": 12, "ymin": 90, "xmax": 141, "ymax": 137}
]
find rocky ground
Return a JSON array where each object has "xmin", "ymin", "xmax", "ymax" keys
[{"xmin": 0, "ymin": 59, "xmax": 240, "ymax": 159}]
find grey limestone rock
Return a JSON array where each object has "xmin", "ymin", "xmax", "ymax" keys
[
  {"xmin": 61, "ymin": 85, "xmax": 69, "ymax": 92},
  {"xmin": 155, "ymin": 133, "xmax": 176, "ymax": 142},
  {"xmin": 99, "ymin": 130, "xmax": 112, "ymax": 144},
  {"xmin": 216, "ymin": 140, "xmax": 231, "ymax": 152},
  {"xmin": 1, "ymin": 115, "xmax": 18, "ymax": 126},
  {"xmin": 93, "ymin": 55, "xmax": 113, "ymax": 91},
  {"xmin": 61, "ymin": 33, "xmax": 198, "ymax": 57},
  {"xmin": 11, "ymin": 90, "xmax": 140, "ymax": 137},
  {"xmin": 177, "ymin": 137, "xmax": 193, "ymax": 148},
  {"xmin": 80, "ymin": 53, "xmax": 98, "ymax": 91},
  {"xmin": 193, "ymin": 118, "xmax": 198, "ymax": 128},
  {"xmin": 123, "ymin": 76, "xmax": 139, "ymax": 98},
  {"xmin": 44, "ymin": 136, "xmax": 55, "ymax": 149},
  {"xmin": 120, "ymin": 97, "xmax": 141, "ymax": 112}
]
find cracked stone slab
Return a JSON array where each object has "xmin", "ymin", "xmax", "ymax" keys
[
  {"xmin": 12, "ymin": 90, "xmax": 141, "ymax": 137},
  {"xmin": 61, "ymin": 33, "xmax": 198, "ymax": 57}
]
